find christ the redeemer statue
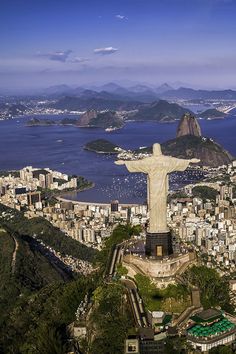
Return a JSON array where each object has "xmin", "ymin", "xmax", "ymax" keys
[{"xmin": 115, "ymin": 143, "xmax": 199, "ymax": 234}]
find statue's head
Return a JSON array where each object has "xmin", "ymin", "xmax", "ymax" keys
[{"xmin": 153, "ymin": 143, "xmax": 162, "ymax": 156}]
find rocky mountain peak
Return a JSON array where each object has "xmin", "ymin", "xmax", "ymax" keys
[
  {"xmin": 176, "ymin": 113, "xmax": 202, "ymax": 138},
  {"xmin": 77, "ymin": 110, "xmax": 97, "ymax": 126}
]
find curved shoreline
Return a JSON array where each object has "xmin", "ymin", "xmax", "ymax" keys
[
  {"xmin": 56, "ymin": 192, "xmax": 141, "ymax": 208},
  {"xmin": 84, "ymin": 147, "xmax": 118, "ymax": 154},
  {"xmin": 57, "ymin": 178, "xmax": 143, "ymax": 207},
  {"xmin": 57, "ymin": 182, "xmax": 95, "ymax": 197},
  {"xmin": 58, "ymin": 181, "xmax": 141, "ymax": 207}
]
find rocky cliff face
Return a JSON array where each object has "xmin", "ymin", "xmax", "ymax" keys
[
  {"xmin": 176, "ymin": 113, "xmax": 201, "ymax": 138},
  {"xmin": 77, "ymin": 110, "xmax": 98, "ymax": 127},
  {"xmin": 77, "ymin": 110, "xmax": 123, "ymax": 129}
]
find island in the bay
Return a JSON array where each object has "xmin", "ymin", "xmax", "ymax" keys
[
  {"xmin": 26, "ymin": 110, "xmax": 124, "ymax": 130},
  {"xmin": 84, "ymin": 139, "xmax": 120, "ymax": 154},
  {"xmin": 26, "ymin": 99, "xmax": 195, "ymax": 130},
  {"xmin": 84, "ymin": 113, "xmax": 234, "ymax": 167}
]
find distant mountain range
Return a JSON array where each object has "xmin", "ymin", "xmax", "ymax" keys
[
  {"xmin": 130, "ymin": 100, "xmax": 192, "ymax": 122},
  {"xmin": 45, "ymin": 82, "xmax": 172, "ymax": 96},
  {"xmin": 44, "ymin": 83, "xmax": 173, "ymax": 103},
  {"xmin": 51, "ymin": 94, "xmax": 141, "ymax": 111},
  {"xmin": 160, "ymin": 87, "xmax": 236, "ymax": 100},
  {"xmin": 42, "ymin": 82, "xmax": 236, "ymax": 102}
]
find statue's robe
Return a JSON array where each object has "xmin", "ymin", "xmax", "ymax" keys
[{"xmin": 124, "ymin": 155, "xmax": 189, "ymax": 233}]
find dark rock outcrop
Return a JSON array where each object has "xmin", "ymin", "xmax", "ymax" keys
[
  {"xmin": 77, "ymin": 110, "xmax": 97, "ymax": 126},
  {"xmin": 162, "ymin": 135, "xmax": 233, "ymax": 167}
]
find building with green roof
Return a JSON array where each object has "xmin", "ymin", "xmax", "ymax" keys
[{"xmin": 187, "ymin": 309, "xmax": 236, "ymax": 352}]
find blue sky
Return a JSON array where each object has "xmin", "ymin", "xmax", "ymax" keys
[{"xmin": 1, "ymin": 0, "xmax": 236, "ymax": 90}]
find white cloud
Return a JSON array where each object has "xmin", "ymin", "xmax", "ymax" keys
[
  {"xmin": 115, "ymin": 14, "xmax": 128, "ymax": 20},
  {"xmin": 37, "ymin": 50, "xmax": 73, "ymax": 62},
  {"xmin": 37, "ymin": 51, "xmax": 90, "ymax": 64},
  {"xmin": 94, "ymin": 47, "xmax": 118, "ymax": 55},
  {"xmin": 70, "ymin": 57, "xmax": 90, "ymax": 63}
]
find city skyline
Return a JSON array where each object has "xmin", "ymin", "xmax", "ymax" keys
[{"xmin": 1, "ymin": 0, "xmax": 236, "ymax": 91}]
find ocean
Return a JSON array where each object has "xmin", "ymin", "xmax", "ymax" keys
[{"xmin": 0, "ymin": 114, "xmax": 236, "ymax": 203}]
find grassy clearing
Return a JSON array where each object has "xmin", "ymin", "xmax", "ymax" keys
[{"xmin": 134, "ymin": 273, "xmax": 191, "ymax": 314}]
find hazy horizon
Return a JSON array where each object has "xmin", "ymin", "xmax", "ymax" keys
[{"xmin": 1, "ymin": 0, "xmax": 236, "ymax": 92}]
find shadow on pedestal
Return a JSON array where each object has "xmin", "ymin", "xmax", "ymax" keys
[{"xmin": 145, "ymin": 231, "xmax": 173, "ymax": 258}]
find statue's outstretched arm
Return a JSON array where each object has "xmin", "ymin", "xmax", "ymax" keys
[
  {"xmin": 115, "ymin": 159, "xmax": 148, "ymax": 173},
  {"xmin": 189, "ymin": 158, "xmax": 200, "ymax": 163},
  {"xmin": 168, "ymin": 156, "xmax": 200, "ymax": 173}
]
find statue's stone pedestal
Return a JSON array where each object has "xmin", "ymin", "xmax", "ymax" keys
[
  {"xmin": 145, "ymin": 231, "xmax": 173, "ymax": 258},
  {"xmin": 123, "ymin": 252, "xmax": 196, "ymax": 288}
]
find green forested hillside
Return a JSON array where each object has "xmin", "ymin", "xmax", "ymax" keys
[
  {"xmin": 0, "ymin": 229, "xmax": 16, "ymax": 322},
  {"xmin": 0, "ymin": 210, "xmax": 101, "ymax": 354},
  {"xmin": 131, "ymin": 100, "xmax": 191, "ymax": 122},
  {"xmin": 0, "ymin": 276, "xmax": 95, "ymax": 354},
  {"xmin": 0, "ymin": 227, "xmax": 73, "ymax": 353},
  {"xmin": 0, "ymin": 229, "xmax": 64, "ymax": 321},
  {"xmin": 0, "ymin": 212, "xmax": 137, "ymax": 354},
  {"xmin": 0, "ymin": 203, "xmax": 98, "ymax": 262}
]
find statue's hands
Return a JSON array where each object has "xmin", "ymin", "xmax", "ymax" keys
[
  {"xmin": 115, "ymin": 160, "xmax": 125, "ymax": 165},
  {"xmin": 190, "ymin": 158, "xmax": 200, "ymax": 163}
]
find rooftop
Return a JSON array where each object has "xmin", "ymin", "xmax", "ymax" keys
[
  {"xmin": 152, "ymin": 311, "xmax": 165, "ymax": 318},
  {"xmin": 187, "ymin": 317, "xmax": 235, "ymax": 339},
  {"xmin": 191, "ymin": 308, "xmax": 222, "ymax": 323}
]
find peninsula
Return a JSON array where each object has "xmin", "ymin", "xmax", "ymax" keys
[{"xmin": 197, "ymin": 108, "xmax": 228, "ymax": 120}]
